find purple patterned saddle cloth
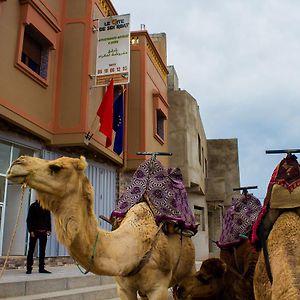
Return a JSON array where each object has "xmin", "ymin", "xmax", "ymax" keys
[
  {"xmin": 217, "ymin": 194, "xmax": 262, "ymax": 248},
  {"xmin": 110, "ymin": 159, "xmax": 198, "ymax": 234}
]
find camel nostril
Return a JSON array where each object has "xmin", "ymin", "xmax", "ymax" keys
[{"xmin": 12, "ymin": 156, "xmax": 27, "ymax": 165}]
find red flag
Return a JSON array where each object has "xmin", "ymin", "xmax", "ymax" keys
[{"xmin": 97, "ymin": 79, "xmax": 114, "ymax": 147}]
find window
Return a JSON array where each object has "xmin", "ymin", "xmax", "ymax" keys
[
  {"xmin": 202, "ymin": 147, "xmax": 204, "ymax": 172},
  {"xmin": 194, "ymin": 206, "xmax": 205, "ymax": 231},
  {"xmin": 198, "ymin": 135, "xmax": 201, "ymax": 165},
  {"xmin": 156, "ymin": 109, "xmax": 166, "ymax": 140},
  {"xmin": 21, "ymin": 24, "xmax": 50, "ymax": 80},
  {"xmin": 205, "ymin": 158, "xmax": 208, "ymax": 178},
  {"xmin": 153, "ymin": 91, "xmax": 168, "ymax": 144},
  {"xmin": 16, "ymin": 1, "xmax": 60, "ymax": 87}
]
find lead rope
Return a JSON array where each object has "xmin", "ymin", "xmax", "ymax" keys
[
  {"xmin": 75, "ymin": 232, "xmax": 99, "ymax": 275},
  {"xmin": 0, "ymin": 182, "xmax": 27, "ymax": 279}
]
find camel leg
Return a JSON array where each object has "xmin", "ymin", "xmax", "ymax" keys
[
  {"xmin": 116, "ymin": 285, "xmax": 138, "ymax": 300},
  {"xmin": 146, "ymin": 287, "xmax": 169, "ymax": 300}
]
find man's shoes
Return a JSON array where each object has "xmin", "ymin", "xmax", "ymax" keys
[
  {"xmin": 39, "ymin": 269, "xmax": 51, "ymax": 274},
  {"xmin": 26, "ymin": 270, "xmax": 32, "ymax": 274}
]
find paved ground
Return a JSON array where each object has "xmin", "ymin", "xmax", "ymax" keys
[{"xmin": 0, "ymin": 265, "xmax": 84, "ymax": 283}]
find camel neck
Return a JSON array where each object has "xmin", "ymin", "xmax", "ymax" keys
[{"xmin": 53, "ymin": 202, "xmax": 157, "ymax": 276}]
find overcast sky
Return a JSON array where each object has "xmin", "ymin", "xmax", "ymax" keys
[{"xmin": 112, "ymin": 0, "xmax": 300, "ymax": 202}]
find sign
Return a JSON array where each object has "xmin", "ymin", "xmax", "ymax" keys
[{"xmin": 95, "ymin": 14, "xmax": 130, "ymax": 86}]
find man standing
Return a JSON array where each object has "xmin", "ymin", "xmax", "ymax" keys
[{"xmin": 26, "ymin": 199, "xmax": 51, "ymax": 274}]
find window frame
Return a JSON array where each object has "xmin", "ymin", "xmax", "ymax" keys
[
  {"xmin": 194, "ymin": 205, "xmax": 205, "ymax": 231},
  {"xmin": 153, "ymin": 91, "xmax": 168, "ymax": 145},
  {"xmin": 19, "ymin": 24, "xmax": 51, "ymax": 82},
  {"xmin": 15, "ymin": 1, "xmax": 60, "ymax": 88}
]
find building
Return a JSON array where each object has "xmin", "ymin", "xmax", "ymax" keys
[
  {"xmin": 206, "ymin": 138, "xmax": 240, "ymax": 256},
  {"xmin": 168, "ymin": 66, "xmax": 240, "ymax": 259},
  {"xmin": 0, "ymin": 0, "xmax": 169, "ymax": 261},
  {"xmin": 0, "ymin": 0, "xmax": 240, "ymax": 264},
  {"xmin": 0, "ymin": 0, "xmax": 123, "ymax": 258}
]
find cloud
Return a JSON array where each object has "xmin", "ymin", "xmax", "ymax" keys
[{"xmin": 113, "ymin": 0, "xmax": 300, "ymax": 200}]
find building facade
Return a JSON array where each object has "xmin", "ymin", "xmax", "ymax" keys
[
  {"xmin": 168, "ymin": 66, "xmax": 209, "ymax": 260},
  {"xmin": 206, "ymin": 139, "xmax": 241, "ymax": 256},
  {"xmin": 0, "ymin": 0, "xmax": 241, "ymax": 263},
  {"xmin": 0, "ymin": 0, "xmax": 122, "ymax": 257},
  {"xmin": 167, "ymin": 66, "xmax": 240, "ymax": 260},
  {"xmin": 0, "ymin": 0, "xmax": 170, "ymax": 259}
]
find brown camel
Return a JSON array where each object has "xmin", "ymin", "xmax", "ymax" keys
[
  {"xmin": 6, "ymin": 155, "xmax": 196, "ymax": 300},
  {"xmin": 175, "ymin": 239, "xmax": 258, "ymax": 300},
  {"xmin": 254, "ymin": 211, "xmax": 300, "ymax": 300}
]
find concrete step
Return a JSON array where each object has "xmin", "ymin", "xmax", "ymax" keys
[
  {"xmin": 0, "ymin": 283, "xmax": 118, "ymax": 300},
  {"xmin": 0, "ymin": 266, "xmax": 176, "ymax": 299},
  {"xmin": 0, "ymin": 266, "xmax": 115, "ymax": 299}
]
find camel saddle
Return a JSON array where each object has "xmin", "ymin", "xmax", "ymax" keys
[
  {"xmin": 251, "ymin": 154, "xmax": 300, "ymax": 247},
  {"xmin": 217, "ymin": 193, "xmax": 262, "ymax": 248},
  {"xmin": 110, "ymin": 159, "xmax": 198, "ymax": 236}
]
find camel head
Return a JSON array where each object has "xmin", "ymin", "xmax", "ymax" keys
[
  {"xmin": 6, "ymin": 155, "xmax": 92, "ymax": 211},
  {"xmin": 176, "ymin": 258, "xmax": 227, "ymax": 299}
]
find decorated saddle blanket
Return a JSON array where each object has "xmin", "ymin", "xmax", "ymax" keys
[
  {"xmin": 217, "ymin": 193, "xmax": 262, "ymax": 248},
  {"xmin": 110, "ymin": 159, "xmax": 198, "ymax": 235},
  {"xmin": 251, "ymin": 154, "xmax": 300, "ymax": 246}
]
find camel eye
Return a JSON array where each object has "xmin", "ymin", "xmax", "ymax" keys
[
  {"xmin": 49, "ymin": 164, "xmax": 62, "ymax": 173},
  {"xmin": 198, "ymin": 276, "xmax": 210, "ymax": 284}
]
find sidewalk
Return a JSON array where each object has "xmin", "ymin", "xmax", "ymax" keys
[{"xmin": 0, "ymin": 265, "xmax": 84, "ymax": 283}]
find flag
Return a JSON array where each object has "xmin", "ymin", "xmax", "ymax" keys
[
  {"xmin": 97, "ymin": 79, "xmax": 114, "ymax": 147},
  {"xmin": 113, "ymin": 92, "xmax": 124, "ymax": 155}
]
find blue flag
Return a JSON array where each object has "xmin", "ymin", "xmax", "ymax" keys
[{"xmin": 113, "ymin": 93, "xmax": 124, "ymax": 155}]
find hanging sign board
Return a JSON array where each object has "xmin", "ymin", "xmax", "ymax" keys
[{"xmin": 95, "ymin": 14, "xmax": 130, "ymax": 86}]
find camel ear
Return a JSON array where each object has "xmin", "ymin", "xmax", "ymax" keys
[
  {"xmin": 77, "ymin": 156, "xmax": 87, "ymax": 170},
  {"xmin": 198, "ymin": 258, "xmax": 227, "ymax": 280},
  {"xmin": 212, "ymin": 260, "xmax": 227, "ymax": 277}
]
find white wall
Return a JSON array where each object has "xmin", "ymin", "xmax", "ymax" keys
[{"xmin": 188, "ymin": 193, "xmax": 209, "ymax": 261}]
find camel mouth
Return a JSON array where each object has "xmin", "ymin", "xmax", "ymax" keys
[
  {"xmin": 6, "ymin": 163, "xmax": 29, "ymax": 182},
  {"xmin": 6, "ymin": 173, "xmax": 27, "ymax": 184}
]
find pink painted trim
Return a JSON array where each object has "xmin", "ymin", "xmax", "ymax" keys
[{"xmin": 15, "ymin": 61, "xmax": 49, "ymax": 88}]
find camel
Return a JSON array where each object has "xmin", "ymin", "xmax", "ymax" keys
[
  {"xmin": 253, "ymin": 211, "xmax": 300, "ymax": 300},
  {"xmin": 174, "ymin": 191, "xmax": 261, "ymax": 300},
  {"xmin": 252, "ymin": 154, "xmax": 300, "ymax": 299},
  {"xmin": 174, "ymin": 240, "xmax": 258, "ymax": 300},
  {"xmin": 6, "ymin": 155, "xmax": 196, "ymax": 300}
]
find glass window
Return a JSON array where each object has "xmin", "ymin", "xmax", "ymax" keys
[
  {"xmin": 21, "ymin": 24, "xmax": 51, "ymax": 79},
  {"xmin": 0, "ymin": 142, "xmax": 11, "ymax": 175},
  {"xmin": 156, "ymin": 109, "xmax": 166, "ymax": 140},
  {"xmin": 12, "ymin": 145, "xmax": 34, "ymax": 161}
]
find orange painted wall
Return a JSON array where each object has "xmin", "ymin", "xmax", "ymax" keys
[
  {"xmin": 0, "ymin": 0, "xmax": 122, "ymax": 163},
  {"xmin": 0, "ymin": 0, "xmax": 59, "ymax": 137},
  {"xmin": 126, "ymin": 32, "xmax": 169, "ymax": 170}
]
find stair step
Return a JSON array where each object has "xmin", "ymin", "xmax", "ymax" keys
[
  {"xmin": 0, "ymin": 268, "xmax": 114, "ymax": 298},
  {"xmin": 0, "ymin": 283, "xmax": 118, "ymax": 300}
]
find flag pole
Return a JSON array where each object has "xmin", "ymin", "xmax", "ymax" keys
[{"xmin": 84, "ymin": 78, "xmax": 113, "ymax": 144}]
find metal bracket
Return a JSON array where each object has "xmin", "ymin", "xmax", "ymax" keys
[
  {"xmin": 136, "ymin": 151, "xmax": 172, "ymax": 160},
  {"xmin": 266, "ymin": 149, "xmax": 300, "ymax": 154},
  {"xmin": 233, "ymin": 185, "xmax": 258, "ymax": 195}
]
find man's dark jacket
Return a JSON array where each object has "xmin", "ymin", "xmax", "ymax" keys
[{"xmin": 26, "ymin": 201, "xmax": 51, "ymax": 233}]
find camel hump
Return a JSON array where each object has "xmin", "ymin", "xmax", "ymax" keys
[{"xmin": 110, "ymin": 159, "xmax": 198, "ymax": 235}]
